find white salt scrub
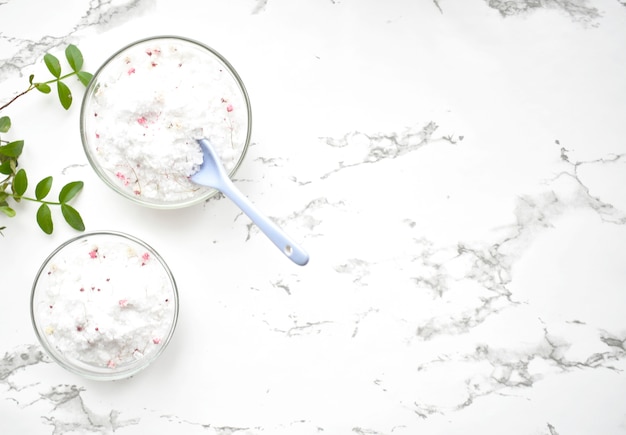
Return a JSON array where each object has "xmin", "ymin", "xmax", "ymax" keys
[
  {"xmin": 81, "ymin": 36, "xmax": 250, "ymax": 207},
  {"xmin": 31, "ymin": 233, "xmax": 178, "ymax": 380}
]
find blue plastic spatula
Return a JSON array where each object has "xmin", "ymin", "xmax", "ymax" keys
[{"xmin": 190, "ymin": 138, "xmax": 309, "ymax": 266}]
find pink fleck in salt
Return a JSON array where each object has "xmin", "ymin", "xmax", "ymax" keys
[
  {"xmin": 152, "ymin": 338, "xmax": 161, "ymax": 345},
  {"xmin": 115, "ymin": 172, "xmax": 129, "ymax": 186},
  {"xmin": 226, "ymin": 104, "xmax": 234, "ymax": 112},
  {"xmin": 137, "ymin": 116, "xmax": 148, "ymax": 126},
  {"xmin": 141, "ymin": 252, "xmax": 150, "ymax": 266},
  {"xmin": 89, "ymin": 249, "xmax": 98, "ymax": 259},
  {"xmin": 127, "ymin": 67, "xmax": 136, "ymax": 75},
  {"xmin": 95, "ymin": 133, "xmax": 100, "ymax": 139},
  {"xmin": 107, "ymin": 360, "xmax": 116, "ymax": 368},
  {"xmin": 118, "ymin": 299, "xmax": 129, "ymax": 308}
]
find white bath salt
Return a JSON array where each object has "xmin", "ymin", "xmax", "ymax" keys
[
  {"xmin": 83, "ymin": 38, "xmax": 249, "ymax": 203},
  {"xmin": 34, "ymin": 236, "xmax": 177, "ymax": 371}
]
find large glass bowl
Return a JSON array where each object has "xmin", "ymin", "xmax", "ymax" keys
[
  {"xmin": 80, "ymin": 36, "xmax": 252, "ymax": 208},
  {"xmin": 31, "ymin": 231, "xmax": 179, "ymax": 381}
]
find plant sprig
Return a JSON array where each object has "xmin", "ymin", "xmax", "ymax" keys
[
  {"xmin": 0, "ymin": 45, "xmax": 93, "ymax": 111},
  {"xmin": 0, "ymin": 44, "xmax": 92, "ymax": 236}
]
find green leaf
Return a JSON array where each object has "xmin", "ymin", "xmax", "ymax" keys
[
  {"xmin": 61, "ymin": 203, "xmax": 85, "ymax": 231},
  {"xmin": 12, "ymin": 168, "xmax": 27, "ymax": 196},
  {"xmin": 0, "ymin": 140, "xmax": 24, "ymax": 158},
  {"xmin": 65, "ymin": 44, "xmax": 84, "ymax": 72},
  {"xmin": 29, "ymin": 74, "xmax": 34, "ymax": 84},
  {"xmin": 0, "ymin": 192, "xmax": 8, "ymax": 202},
  {"xmin": 59, "ymin": 181, "xmax": 83, "ymax": 203},
  {"xmin": 77, "ymin": 71, "xmax": 93, "ymax": 87},
  {"xmin": 0, "ymin": 116, "xmax": 10, "ymax": 133},
  {"xmin": 37, "ymin": 203, "xmax": 53, "ymax": 234},
  {"xmin": 57, "ymin": 81, "xmax": 72, "ymax": 110},
  {"xmin": 57, "ymin": 81, "xmax": 72, "ymax": 109},
  {"xmin": 35, "ymin": 176, "xmax": 53, "ymax": 200},
  {"xmin": 0, "ymin": 205, "xmax": 16, "ymax": 217},
  {"xmin": 0, "ymin": 160, "xmax": 12, "ymax": 175},
  {"xmin": 44, "ymin": 53, "xmax": 61, "ymax": 78},
  {"xmin": 35, "ymin": 82, "xmax": 51, "ymax": 94}
]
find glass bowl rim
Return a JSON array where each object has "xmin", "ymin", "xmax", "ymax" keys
[
  {"xmin": 79, "ymin": 34, "xmax": 253, "ymax": 209},
  {"xmin": 30, "ymin": 230, "xmax": 179, "ymax": 381}
]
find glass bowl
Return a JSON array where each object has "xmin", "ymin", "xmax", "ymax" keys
[
  {"xmin": 31, "ymin": 231, "xmax": 179, "ymax": 381},
  {"xmin": 80, "ymin": 36, "xmax": 252, "ymax": 209}
]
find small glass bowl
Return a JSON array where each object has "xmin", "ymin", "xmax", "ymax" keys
[
  {"xmin": 31, "ymin": 231, "xmax": 179, "ymax": 381},
  {"xmin": 80, "ymin": 35, "xmax": 252, "ymax": 209}
]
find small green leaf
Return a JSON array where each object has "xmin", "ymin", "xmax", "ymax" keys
[
  {"xmin": 61, "ymin": 203, "xmax": 85, "ymax": 231},
  {"xmin": 0, "ymin": 192, "xmax": 8, "ymax": 202},
  {"xmin": 37, "ymin": 203, "xmax": 53, "ymax": 234},
  {"xmin": 35, "ymin": 176, "xmax": 53, "ymax": 200},
  {"xmin": 57, "ymin": 81, "xmax": 72, "ymax": 109},
  {"xmin": 29, "ymin": 74, "xmax": 34, "ymax": 84},
  {"xmin": 0, "ymin": 116, "xmax": 10, "ymax": 133},
  {"xmin": 0, "ymin": 205, "xmax": 16, "ymax": 217},
  {"xmin": 0, "ymin": 161, "xmax": 11, "ymax": 175},
  {"xmin": 59, "ymin": 181, "xmax": 83, "ymax": 203},
  {"xmin": 44, "ymin": 53, "xmax": 61, "ymax": 78},
  {"xmin": 77, "ymin": 71, "xmax": 93, "ymax": 87},
  {"xmin": 13, "ymin": 168, "xmax": 27, "ymax": 196},
  {"xmin": 65, "ymin": 44, "xmax": 84, "ymax": 72},
  {"xmin": 0, "ymin": 140, "xmax": 24, "ymax": 158},
  {"xmin": 35, "ymin": 82, "xmax": 52, "ymax": 94}
]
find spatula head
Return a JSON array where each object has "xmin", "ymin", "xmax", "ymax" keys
[{"xmin": 189, "ymin": 138, "xmax": 228, "ymax": 189}]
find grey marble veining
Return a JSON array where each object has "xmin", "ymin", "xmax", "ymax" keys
[
  {"xmin": 484, "ymin": 0, "xmax": 602, "ymax": 22},
  {"xmin": 0, "ymin": 0, "xmax": 155, "ymax": 80}
]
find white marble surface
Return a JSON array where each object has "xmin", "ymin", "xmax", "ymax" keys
[{"xmin": 1, "ymin": 0, "xmax": 626, "ymax": 433}]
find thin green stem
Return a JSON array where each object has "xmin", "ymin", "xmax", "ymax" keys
[
  {"xmin": 40, "ymin": 71, "xmax": 77, "ymax": 84},
  {"xmin": 18, "ymin": 196, "xmax": 61, "ymax": 206},
  {"xmin": 0, "ymin": 71, "xmax": 79, "ymax": 112}
]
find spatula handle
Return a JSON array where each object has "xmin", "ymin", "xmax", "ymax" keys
[{"xmin": 220, "ymin": 177, "xmax": 310, "ymax": 266}]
